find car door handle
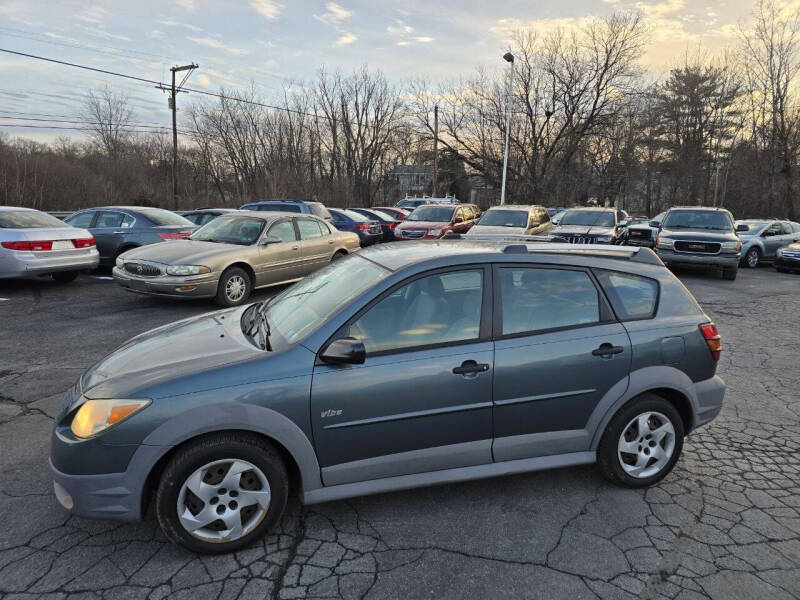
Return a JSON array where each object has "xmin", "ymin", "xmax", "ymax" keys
[
  {"xmin": 592, "ymin": 344, "xmax": 624, "ymax": 357},
  {"xmin": 328, "ymin": 239, "xmax": 334, "ymax": 244},
  {"xmin": 452, "ymin": 360, "xmax": 490, "ymax": 375},
  {"xmin": 113, "ymin": 231, "xmax": 125, "ymax": 234},
  {"xmin": 291, "ymin": 245, "xmax": 300, "ymax": 250}
]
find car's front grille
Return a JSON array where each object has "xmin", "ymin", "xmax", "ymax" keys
[
  {"xmin": 781, "ymin": 250, "xmax": 800, "ymax": 260},
  {"xmin": 674, "ymin": 241, "xmax": 721, "ymax": 254},
  {"xmin": 401, "ymin": 230, "xmax": 426, "ymax": 239},
  {"xmin": 124, "ymin": 262, "xmax": 162, "ymax": 277},
  {"xmin": 628, "ymin": 229, "xmax": 651, "ymax": 239},
  {"xmin": 562, "ymin": 235, "xmax": 596, "ymax": 244}
]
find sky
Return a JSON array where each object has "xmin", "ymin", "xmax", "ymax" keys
[{"xmin": 0, "ymin": 0, "xmax": 763, "ymax": 142}]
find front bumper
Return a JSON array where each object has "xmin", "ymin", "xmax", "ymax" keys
[
  {"xmin": 113, "ymin": 267, "xmax": 218, "ymax": 299},
  {"xmin": 0, "ymin": 248, "xmax": 99, "ymax": 279},
  {"xmin": 692, "ymin": 375, "xmax": 725, "ymax": 430},
  {"xmin": 656, "ymin": 249, "xmax": 740, "ymax": 269},
  {"xmin": 775, "ymin": 256, "xmax": 800, "ymax": 272}
]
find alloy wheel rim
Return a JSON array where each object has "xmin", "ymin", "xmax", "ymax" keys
[
  {"xmin": 617, "ymin": 411, "xmax": 675, "ymax": 479},
  {"xmin": 747, "ymin": 249, "xmax": 759, "ymax": 267},
  {"xmin": 176, "ymin": 458, "xmax": 271, "ymax": 543},
  {"xmin": 226, "ymin": 275, "xmax": 246, "ymax": 302}
]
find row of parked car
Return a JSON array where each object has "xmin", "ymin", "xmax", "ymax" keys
[{"xmin": 2, "ymin": 199, "xmax": 798, "ymax": 305}]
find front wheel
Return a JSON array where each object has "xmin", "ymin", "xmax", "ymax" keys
[
  {"xmin": 215, "ymin": 267, "xmax": 251, "ymax": 307},
  {"xmin": 155, "ymin": 433, "xmax": 288, "ymax": 554},
  {"xmin": 722, "ymin": 267, "xmax": 738, "ymax": 280},
  {"xmin": 742, "ymin": 247, "xmax": 760, "ymax": 268},
  {"xmin": 597, "ymin": 394, "xmax": 684, "ymax": 488}
]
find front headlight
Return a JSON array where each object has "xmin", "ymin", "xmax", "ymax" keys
[
  {"xmin": 656, "ymin": 236, "xmax": 674, "ymax": 249},
  {"xmin": 165, "ymin": 265, "xmax": 211, "ymax": 276},
  {"xmin": 70, "ymin": 398, "xmax": 151, "ymax": 439},
  {"xmin": 777, "ymin": 247, "xmax": 785, "ymax": 257},
  {"xmin": 721, "ymin": 240, "xmax": 742, "ymax": 252},
  {"xmin": 428, "ymin": 229, "xmax": 442, "ymax": 237},
  {"xmin": 115, "ymin": 256, "xmax": 124, "ymax": 269}
]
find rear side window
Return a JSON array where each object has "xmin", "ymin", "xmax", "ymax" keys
[
  {"xmin": 96, "ymin": 211, "xmax": 134, "ymax": 228},
  {"xmin": 257, "ymin": 203, "xmax": 302, "ymax": 213},
  {"xmin": 595, "ymin": 270, "xmax": 659, "ymax": 320},
  {"xmin": 499, "ymin": 267, "xmax": 600, "ymax": 335},
  {"xmin": 65, "ymin": 211, "xmax": 95, "ymax": 229}
]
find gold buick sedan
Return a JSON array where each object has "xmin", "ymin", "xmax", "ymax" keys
[{"xmin": 112, "ymin": 211, "xmax": 361, "ymax": 306}]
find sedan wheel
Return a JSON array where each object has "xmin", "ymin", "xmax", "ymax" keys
[
  {"xmin": 617, "ymin": 412, "xmax": 675, "ymax": 479},
  {"xmin": 177, "ymin": 459, "xmax": 271, "ymax": 543},
  {"xmin": 215, "ymin": 267, "xmax": 252, "ymax": 307},
  {"xmin": 225, "ymin": 276, "xmax": 247, "ymax": 302},
  {"xmin": 744, "ymin": 247, "xmax": 760, "ymax": 268}
]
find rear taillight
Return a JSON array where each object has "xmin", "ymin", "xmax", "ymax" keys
[
  {"xmin": 2, "ymin": 240, "xmax": 53, "ymax": 251},
  {"xmin": 73, "ymin": 238, "xmax": 95, "ymax": 248},
  {"xmin": 387, "ymin": 222, "xmax": 397, "ymax": 229},
  {"xmin": 357, "ymin": 224, "xmax": 370, "ymax": 231},
  {"xmin": 699, "ymin": 322, "xmax": 722, "ymax": 360},
  {"xmin": 159, "ymin": 232, "xmax": 191, "ymax": 240}
]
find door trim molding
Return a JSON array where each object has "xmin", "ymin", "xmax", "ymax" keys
[
  {"xmin": 322, "ymin": 400, "xmax": 494, "ymax": 430},
  {"xmin": 493, "ymin": 388, "xmax": 596, "ymax": 407}
]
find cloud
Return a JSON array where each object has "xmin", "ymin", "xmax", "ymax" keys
[
  {"xmin": 414, "ymin": 36, "xmax": 434, "ymax": 43},
  {"xmin": 74, "ymin": 6, "xmax": 106, "ymax": 25},
  {"xmin": 314, "ymin": 2, "xmax": 352, "ymax": 25},
  {"xmin": 387, "ymin": 21, "xmax": 414, "ymax": 36},
  {"xmin": 250, "ymin": 0, "xmax": 281, "ymax": 20},
  {"xmin": 387, "ymin": 18, "xmax": 433, "ymax": 46},
  {"xmin": 333, "ymin": 32, "xmax": 357, "ymax": 47},
  {"xmin": 176, "ymin": 0, "xmax": 197, "ymax": 9},
  {"xmin": 157, "ymin": 19, "xmax": 204, "ymax": 32},
  {"xmin": 187, "ymin": 36, "xmax": 247, "ymax": 56},
  {"xmin": 602, "ymin": 0, "xmax": 621, "ymax": 3}
]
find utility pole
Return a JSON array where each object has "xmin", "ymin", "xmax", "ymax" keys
[
  {"xmin": 432, "ymin": 104, "xmax": 439, "ymax": 197},
  {"xmin": 500, "ymin": 52, "xmax": 514, "ymax": 205},
  {"xmin": 158, "ymin": 63, "xmax": 198, "ymax": 208}
]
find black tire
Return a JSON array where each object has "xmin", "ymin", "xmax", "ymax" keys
[
  {"xmin": 742, "ymin": 247, "xmax": 760, "ymax": 268},
  {"xmin": 52, "ymin": 271, "xmax": 79, "ymax": 283},
  {"xmin": 215, "ymin": 266, "xmax": 251, "ymax": 307},
  {"xmin": 597, "ymin": 393, "xmax": 685, "ymax": 488},
  {"xmin": 155, "ymin": 432, "xmax": 288, "ymax": 554},
  {"xmin": 331, "ymin": 250, "xmax": 347, "ymax": 262},
  {"xmin": 722, "ymin": 267, "xmax": 738, "ymax": 280}
]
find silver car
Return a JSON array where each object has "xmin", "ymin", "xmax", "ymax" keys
[
  {"xmin": 736, "ymin": 219, "xmax": 800, "ymax": 268},
  {"xmin": 466, "ymin": 205, "xmax": 552, "ymax": 238},
  {"xmin": 113, "ymin": 211, "xmax": 360, "ymax": 306},
  {"xmin": 0, "ymin": 207, "xmax": 99, "ymax": 281}
]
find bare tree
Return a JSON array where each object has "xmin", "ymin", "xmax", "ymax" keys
[{"xmin": 82, "ymin": 87, "xmax": 134, "ymax": 160}]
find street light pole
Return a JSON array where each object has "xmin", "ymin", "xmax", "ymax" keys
[{"xmin": 500, "ymin": 52, "xmax": 514, "ymax": 205}]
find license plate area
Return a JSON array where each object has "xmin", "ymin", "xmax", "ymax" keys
[{"xmin": 51, "ymin": 240, "xmax": 74, "ymax": 250}]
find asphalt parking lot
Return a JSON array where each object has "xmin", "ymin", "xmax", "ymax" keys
[{"xmin": 0, "ymin": 266, "xmax": 798, "ymax": 600}]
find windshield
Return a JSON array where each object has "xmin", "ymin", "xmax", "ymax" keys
[
  {"xmin": 559, "ymin": 210, "xmax": 615, "ymax": 228},
  {"xmin": 0, "ymin": 210, "xmax": 68, "ymax": 229},
  {"xmin": 190, "ymin": 216, "xmax": 266, "ymax": 245},
  {"xmin": 406, "ymin": 206, "xmax": 455, "ymax": 222},
  {"xmin": 663, "ymin": 210, "xmax": 733, "ymax": 231},
  {"xmin": 735, "ymin": 220, "xmax": 768, "ymax": 234},
  {"xmin": 135, "ymin": 208, "xmax": 194, "ymax": 227},
  {"xmin": 477, "ymin": 209, "xmax": 528, "ymax": 228},
  {"xmin": 263, "ymin": 256, "xmax": 389, "ymax": 344}
]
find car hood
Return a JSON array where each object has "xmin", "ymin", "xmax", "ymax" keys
[
  {"xmin": 551, "ymin": 225, "xmax": 615, "ymax": 236},
  {"xmin": 120, "ymin": 239, "xmax": 248, "ymax": 265},
  {"xmin": 396, "ymin": 220, "xmax": 450, "ymax": 230},
  {"xmin": 79, "ymin": 307, "xmax": 256, "ymax": 399},
  {"xmin": 659, "ymin": 228, "xmax": 738, "ymax": 242},
  {"xmin": 467, "ymin": 225, "xmax": 527, "ymax": 235}
]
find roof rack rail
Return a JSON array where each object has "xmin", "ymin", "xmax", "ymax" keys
[{"xmin": 518, "ymin": 243, "xmax": 663, "ymax": 265}]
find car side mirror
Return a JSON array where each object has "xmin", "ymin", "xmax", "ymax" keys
[
  {"xmin": 649, "ymin": 221, "xmax": 661, "ymax": 228},
  {"xmin": 321, "ymin": 337, "xmax": 365, "ymax": 365},
  {"xmin": 619, "ymin": 219, "xmax": 630, "ymax": 227},
  {"xmin": 261, "ymin": 235, "xmax": 282, "ymax": 245},
  {"xmin": 736, "ymin": 224, "xmax": 749, "ymax": 232}
]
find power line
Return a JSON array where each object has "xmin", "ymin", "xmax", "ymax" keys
[
  {"xmin": 0, "ymin": 123, "xmax": 171, "ymax": 133},
  {"xmin": 0, "ymin": 115, "xmax": 187, "ymax": 133},
  {"xmin": 0, "ymin": 108, "xmax": 168, "ymax": 127}
]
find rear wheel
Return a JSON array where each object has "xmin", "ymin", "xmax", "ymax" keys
[
  {"xmin": 215, "ymin": 267, "xmax": 251, "ymax": 307},
  {"xmin": 331, "ymin": 250, "xmax": 347, "ymax": 262},
  {"xmin": 155, "ymin": 433, "xmax": 288, "ymax": 554},
  {"xmin": 742, "ymin": 247, "xmax": 760, "ymax": 268},
  {"xmin": 52, "ymin": 271, "xmax": 79, "ymax": 283},
  {"xmin": 597, "ymin": 394, "xmax": 684, "ymax": 488},
  {"xmin": 722, "ymin": 267, "xmax": 738, "ymax": 280}
]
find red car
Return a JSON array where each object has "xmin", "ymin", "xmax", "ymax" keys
[
  {"xmin": 372, "ymin": 207, "xmax": 410, "ymax": 221},
  {"xmin": 394, "ymin": 204, "xmax": 479, "ymax": 240}
]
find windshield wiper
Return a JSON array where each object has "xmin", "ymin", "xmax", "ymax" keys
[{"xmin": 243, "ymin": 302, "xmax": 272, "ymax": 351}]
